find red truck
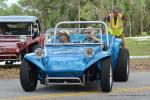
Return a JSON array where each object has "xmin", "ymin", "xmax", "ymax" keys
[{"xmin": 0, "ymin": 16, "xmax": 44, "ymax": 65}]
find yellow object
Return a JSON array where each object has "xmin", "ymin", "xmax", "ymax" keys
[{"xmin": 108, "ymin": 13, "xmax": 124, "ymax": 37}]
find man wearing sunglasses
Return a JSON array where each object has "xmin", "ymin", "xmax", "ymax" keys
[{"xmin": 84, "ymin": 26, "xmax": 100, "ymax": 43}]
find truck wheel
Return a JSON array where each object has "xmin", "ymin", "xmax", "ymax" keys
[
  {"xmin": 20, "ymin": 59, "xmax": 38, "ymax": 92},
  {"xmin": 100, "ymin": 57, "xmax": 113, "ymax": 92},
  {"xmin": 113, "ymin": 48, "xmax": 129, "ymax": 82}
]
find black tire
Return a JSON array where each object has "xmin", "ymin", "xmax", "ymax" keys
[
  {"xmin": 100, "ymin": 57, "xmax": 113, "ymax": 92},
  {"xmin": 20, "ymin": 59, "xmax": 38, "ymax": 92},
  {"xmin": 113, "ymin": 48, "xmax": 129, "ymax": 82}
]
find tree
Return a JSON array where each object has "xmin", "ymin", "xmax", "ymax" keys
[{"xmin": 0, "ymin": 0, "xmax": 149, "ymax": 36}]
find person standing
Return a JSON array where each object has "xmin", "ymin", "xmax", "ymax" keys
[{"xmin": 106, "ymin": 8, "xmax": 127, "ymax": 48}]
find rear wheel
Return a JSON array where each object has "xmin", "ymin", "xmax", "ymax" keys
[
  {"xmin": 113, "ymin": 48, "xmax": 129, "ymax": 82},
  {"xmin": 100, "ymin": 57, "xmax": 113, "ymax": 92},
  {"xmin": 20, "ymin": 59, "xmax": 38, "ymax": 92}
]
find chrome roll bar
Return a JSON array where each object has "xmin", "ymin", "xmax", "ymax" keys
[{"xmin": 54, "ymin": 21, "xmax": 109, "ymax": 47}]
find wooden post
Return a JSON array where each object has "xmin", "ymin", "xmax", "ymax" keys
[
  {"xmin": 77, "ymin": 0, "xmax": 80, "ymax": 28},
  {"xmin": 140, "ymin": 0, "xmax": 143, "ymax": 34}
]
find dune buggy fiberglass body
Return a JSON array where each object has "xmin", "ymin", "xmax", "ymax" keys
[{"xmin": 20, "ymin": 21, "xmax": 129, "ymax": 92}]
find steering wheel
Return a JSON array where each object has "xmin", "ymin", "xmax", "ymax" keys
[
  {"xmin": 83, "ymin": 38, "xmax": 98, "ymax": 43},
  {"xmin": 82, "ymin": 38, "xmax": 90, "ymax": 43}
]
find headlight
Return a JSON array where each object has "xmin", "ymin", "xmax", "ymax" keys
[
  {"xmin": 19, "ymin": 35, "xmax": 26, "ymax": 42},
  {"xmin": 34, "ymin": 48, "xmax": 44, "ymax": 58},
  {"xmin": 85, "ymin": 48, "xmax": 94, "ymax": 58}
]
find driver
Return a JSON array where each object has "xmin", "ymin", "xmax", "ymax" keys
[
  {"xmin": 59, "ymin": 30, "xmax": 70, "ymax": 43},
  {"xmin": 84, "ymin": 26, "xmax": 100, "ymax": 43}
]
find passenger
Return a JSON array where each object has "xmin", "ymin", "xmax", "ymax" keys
[
  {"xmin": 84, "ymin": 26, "xmax": 100, "ymax": 43},
  {"xmin": 59, "ymin": 30, "xmax": 70, "ymax": 43}
]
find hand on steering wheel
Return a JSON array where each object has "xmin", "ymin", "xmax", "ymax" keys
[{"xmin": 82, "ymin": 38, "xmax": 90, "ymax": 43}]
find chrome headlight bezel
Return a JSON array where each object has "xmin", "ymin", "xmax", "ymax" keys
[
  {"xmin": 85, "ymin": 48, "xmax": 94, "ymax": 58},
  {"xmin": 34, "ymin": 48, "xmax": 44, "ymax": 58},
  {"xmin": 19, "ymin": 35, "xmax": 26, "ymax": 43}
]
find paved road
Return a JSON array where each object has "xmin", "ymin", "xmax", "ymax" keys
[{"xmin": 0, "ymin": 72, "xmax": 150, "ymax": 100}]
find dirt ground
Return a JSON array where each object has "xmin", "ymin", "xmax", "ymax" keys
[
  {"xmin": 130, "ymin": 59, "xmax": 150, "ymax": 72},
  {"xmin": 0, "ymin": 67, "xmax": 19, "ymax": 79},
  {"xmin": 0, "ymin": 59, "xmax": 149, "ymax": 79}
]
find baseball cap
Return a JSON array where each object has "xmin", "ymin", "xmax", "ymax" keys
[{"xmin": 59, "ymin": 30, "xmax": 70, "ymax": 36}]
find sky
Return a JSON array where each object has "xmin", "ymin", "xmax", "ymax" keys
[{"xmin": 5, "ymin": 0, "xmax": 18, "ymax": 6}]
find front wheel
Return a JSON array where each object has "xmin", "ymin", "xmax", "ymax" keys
[
  {"xmin": 100, "ymin": 57, "xmax": 113, "ymax": 92},
  {"xmin": 20, "ymin": 59, "xmax": 38, "ymax": 92}
]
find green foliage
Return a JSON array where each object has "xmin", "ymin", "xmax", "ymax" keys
[
  {"xmin": 141, "ymin": 32, "xmax": 148, "ymax": 36},
  {"xmin": 0, "ymin": 0, "xmax": 149, "ymax": 35}
]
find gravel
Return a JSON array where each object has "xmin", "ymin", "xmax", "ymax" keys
[
  {"xmin": 130, "ymin": 59, "xmax": 150, "ymax": 72},
  {"xmin": 0, "ymin": 67, "xmax": 19, "ymax": 79}
]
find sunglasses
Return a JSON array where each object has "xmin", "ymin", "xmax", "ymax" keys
[
  {"xmin": 86, "ymin": 32, "xmax": 91, "ymax": 34},
  {"xmin": 60, "ymin": 34, "xmax": 64, "ymax": 37}
]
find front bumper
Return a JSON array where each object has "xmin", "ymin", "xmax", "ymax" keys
[
  {"xmin": 0, "ymin": 54, "xmax": 19, "ymax": 62},
  {"xmin": 45, "ymin": 74, "xmax": 86, "ymax": 86}
]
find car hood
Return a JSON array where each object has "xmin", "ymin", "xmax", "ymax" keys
[
  {"xmin": 0, "ymin": 41, "xmax": 19, "ymax": 53},
  {"xmin": 0, "ymin": 36, "xmax": 31, "ymax": 53},
  {"xmin": 0, "ymin": 36, "xmax": 20, "ymax": 42},
  {"xmin": 0, "ymin": 42, "xmax": 18, "ymax": 48},
  {"xmin": 24, "ymin": 44, "xmax": 111, "ymax": 77},
  {"xmin": 44, "ymin": 45, "xmax": 102, "ymax": 77},
  {"xmin": 0, "ymin": 35, "xmax": 32, "ymax": 42}
]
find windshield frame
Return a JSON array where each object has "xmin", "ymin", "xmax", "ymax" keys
[
  {"xmin": 0, "ymin": 22, "xmax": 33, "ymax": 37},
  {"xmin": 45, "ymin": 28, "xmax": 103, "ymax": 46},
  {"xmin": 54, "ymin": 21, "xmax": 109, "ymax": 46}
]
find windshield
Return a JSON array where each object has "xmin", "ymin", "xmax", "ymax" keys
[
  {"xmin": 0, "ymin": 22, "xmax": 32, "ymax": 36},
  {"xmin": 45, "ymin": 28, "xmax": 103, "ymax": 45}
]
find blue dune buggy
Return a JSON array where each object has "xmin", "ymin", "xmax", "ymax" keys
[{"xmin": 20, "ymin": 21, "xmax": 129, "ymax": 92}]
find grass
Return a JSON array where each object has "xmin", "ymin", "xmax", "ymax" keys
[{"xmin": 125, "ymin": 37, "xmax": 150, "ymax": 56}]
